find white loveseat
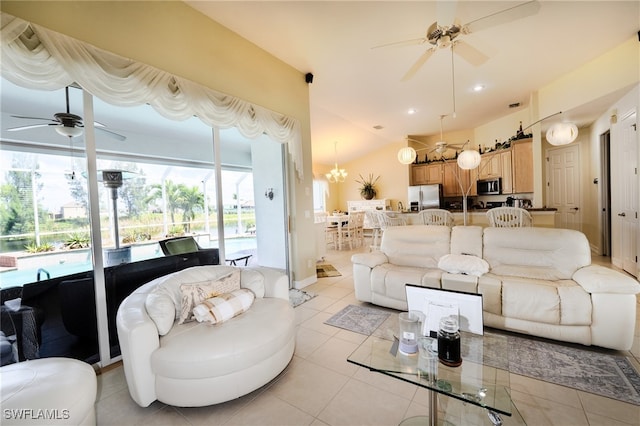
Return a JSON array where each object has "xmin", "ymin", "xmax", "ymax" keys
[
  {"xmin": 352, "ymin": 225, "xmax": 640, "ymax": 350},
  {"xmin": 116, "ymin": 265, "xmax": 295, "ymax": 407}
]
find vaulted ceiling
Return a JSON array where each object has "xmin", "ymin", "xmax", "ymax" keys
[{"xmin": 186, "ymin": 1, "xmax": 639, "ymax": 165}]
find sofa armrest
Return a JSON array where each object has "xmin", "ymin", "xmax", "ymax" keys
[
  {"xmin": 116, "ymin": 292, "xmax": 160, "ymax": 407},
  {"xmin": 572, "ymin": 265, "xmax": 640, "ymax": 294},
  {"xmin": 245, "ymin": 266, "xmax": 289, "ymax": 301},
  {"xmin": 351, "ymin": 251, "xmax": 389, "ymax": 269}
]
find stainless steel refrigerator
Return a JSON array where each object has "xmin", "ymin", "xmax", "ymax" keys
[{"xmin": 408, "ymin": 184, "xmax": 443, "ymax": 211}]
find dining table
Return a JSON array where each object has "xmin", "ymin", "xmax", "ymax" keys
[{"xmin": 326, "ymin": 213, "xmax": 350, "ymax": 249}]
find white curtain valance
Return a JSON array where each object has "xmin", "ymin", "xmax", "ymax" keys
[{"xmin": 0, "ymin": 12, "xmax": 303, "ymax": 179}]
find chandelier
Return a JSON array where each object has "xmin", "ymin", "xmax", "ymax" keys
[{"xmin": 326, "ymin": 141, "xmax": 347, "ymax": 183}]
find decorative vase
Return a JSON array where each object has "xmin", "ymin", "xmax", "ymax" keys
[{"xmin": 363, "ymin": 191, "xmax": 375, "ymax": 200}]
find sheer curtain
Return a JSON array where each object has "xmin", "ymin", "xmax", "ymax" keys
[{"xmin": 0, "ymin": 12, "xmax": 303, "ymax": 178}]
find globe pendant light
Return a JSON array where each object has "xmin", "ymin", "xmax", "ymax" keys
[
  {"xmin": 397, "ymin": 146, "xmax": 417, "ymax": 164},
  {"xmin": 546, "ymin": 122, "xmax": 578, "ymax": 146},
  {"xmin": 457, "ymin": 149, "xmax": 481, "ymax": 170}
]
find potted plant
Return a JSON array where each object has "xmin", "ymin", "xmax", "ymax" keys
[{"xmin": 356, "ymin": 173, "xmax": 379, "ymax": 200}]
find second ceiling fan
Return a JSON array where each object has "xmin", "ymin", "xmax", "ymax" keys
[{"xmin": 8, "ymin": 86, "xmax": 126, "ymax": 141}]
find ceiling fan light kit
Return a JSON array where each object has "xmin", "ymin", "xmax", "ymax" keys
[
  {"xmin": 55, "ymin": 125, "xmax": 83, "ymax": 138},
  {"xmin": 546, "ymin": 122, "xmax": 579, "ymax": 146}
]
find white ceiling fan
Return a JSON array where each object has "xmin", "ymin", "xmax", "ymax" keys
[
  {"xmin": 7, "ymin": 86, "xmax": 126, "ymax": 141},
  {"xmin": 374, "ymin": 0, "xmax": 541, "ymax": 81}
]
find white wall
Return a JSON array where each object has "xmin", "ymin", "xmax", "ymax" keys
[{"xmin": 251, "ymin": 137, "xmax": 287, "ymax": 270}]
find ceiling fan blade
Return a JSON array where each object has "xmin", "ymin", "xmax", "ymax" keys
[
  {"xmin": 371, "ymin": 37, "xmax": 425, "ymax": 50},
  {"xmin": 7, "ymin": 123, "xmax": 54, "ymax": 132},
  {"xmin": 11, "ymin": 115, "xmax": 57, "ymax": 122},
  {"xmin": 401, "ymin": 49, "xmax": 435, "ymax": 81},
  {"xmin": 95, "ymin": 126, "xmax": 127, "ymax": 141},
  {"xmin": 464, "ymin": 0, "xmax": 540, "ymax": 34},
  {"xmin": 436, "ymin": 0, "xmax": 458, "ymax": 28},
  {"xmin": 453, "ymin": 40, "xmax": 489, "ymax": 66}
]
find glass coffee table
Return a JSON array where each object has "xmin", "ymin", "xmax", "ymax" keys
[{"xmin": 347, "ymin": 331, "xmax": 518, "ymax": 426}]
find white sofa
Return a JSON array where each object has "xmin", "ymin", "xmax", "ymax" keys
[
  {"xmin": 352, "ymin": 225, "xmax": 640, "ymax": 350},
  {"xmin": 116, "ymin": 265, "xmax": 295, "ymax": 407}
]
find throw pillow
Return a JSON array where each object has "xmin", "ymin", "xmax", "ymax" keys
[
  {"xmin": 438, "ymin": 254, "xmax": 489, "ymax": 277},
  {"xmin": 178, "ymin": 269, "xmax": 241, "ymax": 324},
  {"xmin": 192, "ymin": 288, "xmax": 255, "ymax": 325}
]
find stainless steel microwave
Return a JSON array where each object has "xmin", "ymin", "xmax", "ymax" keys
[{"xmin": 477, "ymin": 178, "xmax": 502, "ymax": 195}]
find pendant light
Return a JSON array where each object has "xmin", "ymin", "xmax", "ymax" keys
[{"xmin": 546, "ymin": 122, "xmax": 578, "ymax": 146}]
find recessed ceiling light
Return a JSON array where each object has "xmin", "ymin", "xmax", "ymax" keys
[
  {"xmin": 407, "ymin": 108, "xmax": 417, "ymax": 115},
  {"xmin": 472, "ymin": 84, "xmax": 485, "ymax": 92}
]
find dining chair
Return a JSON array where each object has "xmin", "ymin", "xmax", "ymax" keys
[
  {"xmin": 486, "ymin": 207, "xmax": 532, "ymax": 227},
  {"xmin": 418, "ymin": 209, "xmax": 454, "ymax": 226}
]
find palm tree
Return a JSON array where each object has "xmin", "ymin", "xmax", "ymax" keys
[
  {"xmin": 177, "ymin": 185, "xmax": 204, "ymax": 233},
  {"xmin": 145, "ymin": 180, "xmax": 183, "ymax": 225}
]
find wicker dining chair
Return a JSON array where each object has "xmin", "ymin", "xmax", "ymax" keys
[{"xmin": 486, "ymin": 207, "xmax": 532, "ymax": 227}]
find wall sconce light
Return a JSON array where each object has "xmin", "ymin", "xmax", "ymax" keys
[{"xmin": 265, "ymin": 188, "xmax": 274, "ymax": 200}]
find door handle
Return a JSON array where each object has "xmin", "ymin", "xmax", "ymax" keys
[
  {"xmin": 618, "ymin": 212, "xmax": 626, "ymax": 217},
  {"xmin": 572, "ymin": 207, "xmax": 579, "ymax": 211}
]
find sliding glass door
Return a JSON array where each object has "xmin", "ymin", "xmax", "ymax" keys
[{"xmin": 1, "ymin": 78, "xmax": 289, "ymax": 366}]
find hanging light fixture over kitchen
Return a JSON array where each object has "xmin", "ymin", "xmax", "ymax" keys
[
  {"xmin": 397, "ymin": 146, "xmax": 417, "ymax": 165},
  {"xmin": 546, "ymin": 122, "xmax": 579, "ymax": 146},
  {"xmin": 326, "ymin": 141, "xmax": 348, "ymax": 183}
]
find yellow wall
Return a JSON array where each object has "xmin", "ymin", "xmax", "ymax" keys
[{"xmin": 1, "ymin": 1, "xmax": 317, "ymax": 284}]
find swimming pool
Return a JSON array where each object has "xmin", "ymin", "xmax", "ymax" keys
[{"xmin": 0, "ymin": 237, "xmax": 256, "ymax": 288}]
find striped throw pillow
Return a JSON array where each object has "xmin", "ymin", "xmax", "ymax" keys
[{"xmin": 192, "ymin": 288, "xmax": 255, "ymax": 325}]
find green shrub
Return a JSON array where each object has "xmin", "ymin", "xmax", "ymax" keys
[
  {"xmin": 24, "ymin": 242, "xmax": 55, "ymax": 253},
  {"xmin": 64, "ymin": 232, "xmax": 90, "ymax": 249}
]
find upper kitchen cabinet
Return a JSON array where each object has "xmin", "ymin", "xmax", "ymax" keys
[
  {"xmin": 411, "ymin": 163, "xmax": 443, "ymax": 185},
  {"xmin": 478, "ymin": 152, "xmax": 501, "ymax": 179}
]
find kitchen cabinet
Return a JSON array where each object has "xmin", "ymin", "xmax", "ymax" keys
[
  {"xmin": 500, "ymin": 150, "xmax": 513, "ymax": 194},
  {"xmin": 442, "ymin": 161, "xmax": 476, "ymax": 196},
  {"xmin": 478, "ymin": 152, "xmax": 501, "ymax": 179},
  {"xmin": 411, "ymin": 163, "xmax": 442, "ymax": 185},
  {"xmin": 512, "ymin": 139, "xmax": 533, "ymax": 193}
]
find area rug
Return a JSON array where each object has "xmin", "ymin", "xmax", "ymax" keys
[
  {"xmin": 289, "ymin": 288, "xmax": 316, "ymax": 308},
  {"xmin": 316, "ymin": 263, "xmax": 341, "ymax": 278},
  {"xmin": 326, "ymin": 308, "xmax": 640, "ymax": 405},
  {"xmin": 324, "ymin": 304, "xmax": 390, "ymax": 336},
  {"xmin": 505, "ymin": 333, "xmax": 640, "ymax": 406}
]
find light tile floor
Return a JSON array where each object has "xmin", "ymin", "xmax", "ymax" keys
[{"xmin": 95, "ymin": 246, "xmax": 640, "ymax": 425}]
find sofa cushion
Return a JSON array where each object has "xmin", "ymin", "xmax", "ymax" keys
[
  {"xmin": 178, "ymin": 270, "xmax": 241, "ymax": 324},
  {"xmin": 193, "ymin": 288, "xmax": 255, "ymax": 324},
  {"xmin": 151, "ymin": 298, "xmax": 294, "ymax": 380},
  {"xmin": 371, "ymin": 264, "xmax": 442, "ymax": 301},
  {"xmin": 450, "ymin": 226, "xmax": 483, "ymax": 257},
  {"xmin": 501, "ymin": 276, "xmax": 591, "ymax": 326},
  {"xmin": 483, "ymin": 228, "xmax": 591, "ymax": 280},
  {"xmin": 381, "ymin": 225, "xmax": 451, "ymax": 268}
]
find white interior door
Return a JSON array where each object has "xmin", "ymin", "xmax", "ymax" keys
[
  {"xmin": 546, "ymin": 144, "xmax": 581, "ymax": 231},
  {"xmin": 617, "ymin": 112, "xmax": 638, "ymax": 276}
]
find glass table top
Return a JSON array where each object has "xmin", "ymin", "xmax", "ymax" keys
[{"xmin": 347, "ymin": 331, "xmax": 513, "ymax": 417}]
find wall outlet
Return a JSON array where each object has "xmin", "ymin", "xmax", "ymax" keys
[{"xmin": 307, "ymin": 259, "xmax": 313, "ymax": 268}]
